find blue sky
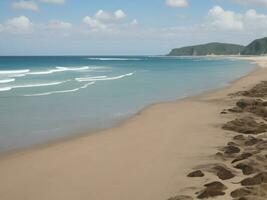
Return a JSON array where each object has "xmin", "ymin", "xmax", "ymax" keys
[{"xmin": 0, "ymin": 0, "xmax": 267, "ymax": 55}]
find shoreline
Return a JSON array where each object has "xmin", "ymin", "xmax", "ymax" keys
[
  {"xmin": 0, "ymin": 56, "xmax": 266, "ymax": 200},
  {"xmin": 0, "ymin": 56, "xmax": 258, "ymax": 156}
]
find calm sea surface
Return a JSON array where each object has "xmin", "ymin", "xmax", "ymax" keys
[{"xmin": 0, "ymin": 56, "xmax": 255, "ymax": 151}]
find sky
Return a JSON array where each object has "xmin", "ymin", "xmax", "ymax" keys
[{"xmin": 0, "ymin": 0, "xmax": 267, "ymax": 55}]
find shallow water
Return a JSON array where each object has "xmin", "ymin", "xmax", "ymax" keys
[{"xmin": 0, "ymin": 56, "xmax": 255, "ymax": 151}]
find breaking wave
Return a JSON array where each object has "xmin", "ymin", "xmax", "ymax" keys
[
  {"xmin": 24, "ymin": 82, "xmax": 95, "ymax": 97},
  {"xmin": 0, "ymin": 69, "xmax": 30, "ymax": 75},
  {"xmin": 0, "ymin": 78, "xmax": 15, "ymax": 84},
  {"xmin": 75, "ymin": 72, "xmax": 134, "ymax": 82},
  {"xmin": 27, "ymin": 66, "xmax": 90, "ymax": 75},
  {"xmin": 0, "ymin": 81, "xmax": 67, "ymax": 93}
]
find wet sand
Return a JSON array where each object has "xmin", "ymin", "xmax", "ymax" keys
[{"xmin": 0, "ymin": 56, "xmax": 266, "ymax": 200}]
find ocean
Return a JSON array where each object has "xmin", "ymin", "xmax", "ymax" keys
[{"xmin": 0, "ymin": 56, "xmax": 255, "ymax": 151}]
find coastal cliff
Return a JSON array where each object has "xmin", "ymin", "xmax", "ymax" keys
[
  {"xmin": 242, "ymin": 37, "xmax": 267, "ymax": 55},
  {"xmin": 168, "ymin": 37, "xmax": 267, "ymax": 56},
  {"xmin": 167, "ymin": 43, "xmax": 244, "ymax": 56}
]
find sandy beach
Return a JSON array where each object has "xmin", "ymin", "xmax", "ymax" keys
[{"xmin": 0, "ymin": 56, "xmax": 267, "ymax": 200}]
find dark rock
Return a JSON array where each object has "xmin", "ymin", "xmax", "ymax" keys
[
  {"xmin": 236, "ymin": 99, "xmax": 255, "ymax": 109},
  {"xmin": 197, "ymin": 190, "xmax": 225, "ymax": 199},
  {"xmin": 197, "ymin": 181, "xmax": 227, "ymax": 199},
  {"xmin": 234, "ymin": 135, "xmax": 246, "ymax": 141},
  {"xmin": 222, "ymin": 117, "xmax": 267, "ymax": 134},
  {"xmin": 231, "ymin": 187, "xmax": 252, "ymax": 198},
  {"xmin": 255, "ymin": 155, "xmax": 266, "ymax": 162},
  {"xmin": 187, "ymin": 170, "xmax": 204, "ymax": 177},
  {"xmin": 251, "ymin": 106, "xmax": 267, "ymax": 118},
  {"xmin": 236, "ymin": 99, "xmax": 265, "ymax": 109},
  {"xmin": 228, "ymin": 107, "xmax": 243, "ymax": 113},
  {"xmin": 213, "ymin": 166, "xmax": 235, "ymax": 180},
  {"xmin": 204, "ymin": 181, "xmax": 227, "ymax": 190},
  {"xmin": 232, "ymin": 153, "xmax": 253, "ymax": 163},
  {"xmin": 228, "ymin": 142, "xmax": 240, "ymax": 146},
  {"xmin": 224, "ymin": 145, "xmax": 241, "ymax": 154},
  {"xmin": 256, "ymin": 141, "xmax": 267, "ymax": 150},
  {"xmin": 235, "ymin": 163, "xmax": 254, "ymax": 175},
  {"xmin": 242, "ymin": 81, "xmax": 267, "ymax": 98},
  {"xmin": 244, "ymin": 136, "xmax": 263, "ymax": 146},
  {"xmin": 241, "ymin": 172, "xmax": 267, "ymax": 186}
]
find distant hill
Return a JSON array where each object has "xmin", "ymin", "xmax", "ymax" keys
[
  {"xmin": 241, "ymin": 37, "xmax": 267, "ymax": 55},
  {"xmin": 167, "ymin": 42, "xmax": 245, "ymax": 56}
]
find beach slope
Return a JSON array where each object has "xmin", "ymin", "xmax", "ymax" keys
[{"xmin": 0, "ymin": 57, "xmax": 267, "ymax": 200}]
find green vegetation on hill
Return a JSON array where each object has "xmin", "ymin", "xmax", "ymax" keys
[
  {"xmin": 168, "ymin": 43, "xmax": 245, "ymax": 56},
  {"xmin": 241, "ymin": 37, "xmax": 267, "ymax": 55}
]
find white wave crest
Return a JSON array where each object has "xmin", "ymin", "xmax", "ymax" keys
[
  {"xmin": 0, "ymin": 81, "xmax": 67, "ymax": 93},
  {"xmin": 87, "ymin": 57, "xmax": 141, "ymax": 61},
  {"xmin": 0, "ymin": 78, "xmax": 15, "ymax": 84},
  {"xmin": 25, "ymin": 88, "xmax": 80, "ymax": 96},
  {"xmin": 75, "ymin": 72, "xmax": 134, "ymax": 82},
  {"xmin": 24, "ymin": 82, "xmax": 95, "ymax": 97},
  {"xmin": 0, "ymin": 69, "xmax": 30, "ymax": 75},
  {"xmin": 8, "ymin": 74, "xmax": 26, "ymax": 78},
  {"xmin": 13, "ymin": 81, "xmax": 66, "ymax": 89},
  {"xmin": 27, "ymin": 66, "xmax": 90, "ymax": 75},
  {"xmin": 0, "ymin": 87, "xmax": 12, "ymax": 92},
  {"xmin": 80, "ymin": 82, "xmax": 95, "ymax": 89}
]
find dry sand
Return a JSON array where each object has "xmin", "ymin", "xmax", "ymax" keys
[{"xmin": 0, "ymin": 56, "xmax": 267, "ymax": 200}]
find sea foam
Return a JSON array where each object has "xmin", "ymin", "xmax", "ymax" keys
[
  {"xmin": 0, "ymin": 69, "xmax": 30, "ymax": 75},
  {"xmin": 27, "ymin": 66, "xmax": 90, "ymax": 75},
  {"xmin": 0, "ymin": 78, "xmax": 15, "ymax": 84},
  {"xmin": 13, "ymin": 81, "xmax": 66, "ymax": 89},
  {"xmin": 24, "ymin": 82, "xmax": 95, "ymax": 96},
  {"xmin": 75, "ymin": 72, "xmax": 134, "ymax": 82},
  {"xmin": 0, "ymin": 81, "xmax": 67, "ymax": 93},
  {"xmin": 0, "ymin": 87, "xmax": 12, "ymax": 92}
]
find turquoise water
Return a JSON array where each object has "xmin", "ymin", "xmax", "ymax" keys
[{"xmin": 0, "ymin": 56, "xmax": 255, "ymax": 151}]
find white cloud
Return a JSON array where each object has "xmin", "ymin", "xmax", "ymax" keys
[
  {"xmin": 231, "ymin": 0, "xmax": 267, "ymax": 8},
  {"xmin": 49, "ymin": 20, "xmax": 72, "ymax": 29},
  {"xmin": 114, "ymin": 10, "xmax": 126, "ymax": 20},
  {"xmin": 94, "ymin": 9, "xmax": 126, "ymax": 21},
  {"xmin": 40, "ymin": 0, "xmax": 65, "ymax": 4},
  {"xmin": 206, "ymin": 6, "xmax": 267, "ymax": 31},
  {"xmin": 12, "ymin": 1, "xmax": 39, "ymax": 11},
  {"xmin": 6, "ymin": 16, "xmax": 33, "ymax": 32},
  {"xmin": 207, "ymin": 6, "xmax": 243, "ymax": 30},
  {"xmin": 0, "ymin": 24, "xmax": 3, "ymax": 32},
  {"xmin": 165, "ymin": 0, "xmax": 189, "ymax": 7},
  {"xmin": 83, "ymin": 16, "xmax": 107, "ymax": 30},
  {"xmin": 83, "ymin": 9, "xmax": 127, "ymax": 31},
  {"xmin": 95, "ymin": 10, "xmax": 112, "ymax": 21},
  {"xmin": 243, "ymin": 9, "xmax": 267, "ymax": 29}
]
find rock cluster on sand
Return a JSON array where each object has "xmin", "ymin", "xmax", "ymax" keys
[
  {"xmin": 241, "ymin": 172, "xmax": 267, "ymax": 186},
  {"xmin": 241, "ymin": 81, "xmax": 267, "ymax": 98},
  {"xmin": 232, "ymin": 98, "xmax": 267, "ymax": 118},
  {"xmin": 166, "ymin": 81, "xmax": 267, "ymax": 200},
  {"xmin": 234, "ymin": 163, "xmax": 255, "ymax": 175},
  {"xmin": 197, "ymin": 181, "xmax": 227, "ymax": 199},
  {"xmin": 187, "ymin": 170, "xmax": 204, "ymax": 177},
  {"xmin": 222, "ymin": 117, "xmax": 267, "ymax": 134}
]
